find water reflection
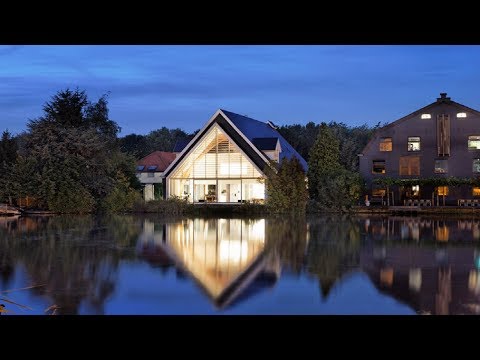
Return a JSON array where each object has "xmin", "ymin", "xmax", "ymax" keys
[
  {"xmin": 361, "ymin": 216, "xmax": 480, "ymax": 314},
  {"xmin": 0, "ymin": 215, "xmax": 142, "ymax": 314},
  {"xmin": 137, "ymin": 218, "xmax": 279, "ymax": 308},
  {"xmin": 1, "ymin": 214, "xmax": 480, "ymax": 314}
]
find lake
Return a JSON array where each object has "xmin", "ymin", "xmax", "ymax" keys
[{"xmin": 1, "ymin": 214, "xmax": 479, "ymax": 315}]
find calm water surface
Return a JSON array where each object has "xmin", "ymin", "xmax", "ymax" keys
[{"xmin": 1, "ymin": 214, "xmax": 479, "ymax": 315}]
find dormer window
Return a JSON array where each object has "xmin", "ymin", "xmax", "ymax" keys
[{"xmin": 421, "ymin": 113, "xmax": 431, "ymax": 119}]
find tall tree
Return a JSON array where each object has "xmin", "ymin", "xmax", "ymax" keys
[
  {"xmin": 307, "ymin": 123, "xmax": 363, "ymax": 211},
  {"xmin": 10, "ymin": 88, "xmax": 139, "ymax": 212},
  {"xmin": 0, "ymin": 130, "xmax": 17, "ymax": 166},
  {"xmin": 307, "ymin": 123, "xmax": 342, "ymax": 201},
  {"xmin": 0, "ymin": 130, "xmax": 18, "ymax": 204}
]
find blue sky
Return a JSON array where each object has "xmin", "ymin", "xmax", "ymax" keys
[{"xmin": 1, "ymin": 45, "xmax": 480, "ymax": 136}]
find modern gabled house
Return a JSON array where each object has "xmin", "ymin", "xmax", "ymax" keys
[
  {"xmin": 163, "ymin": 109, "xmax": 307, "ymax": 203},
  {"xmin": 359, "ymin": 93, "xmax": 480, "ymax": 205},
  {"xmin": 136, "ymin": 151, "xmax": 176, "ymax": 200}
]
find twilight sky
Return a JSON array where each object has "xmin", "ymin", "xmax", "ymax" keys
[{"xmin": 1, "ymin": 45, "xmax": 480, "ymax": 136}]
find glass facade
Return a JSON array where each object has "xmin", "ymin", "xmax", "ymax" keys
[{"xmin": 168, "ymin": 124, "xmax": 266, "ymax": 203}]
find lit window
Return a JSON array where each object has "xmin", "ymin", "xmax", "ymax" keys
[
  {"xmin": 372, "ymin": 188, "xmax": 386, "ymax": 197},
  {"xmin": 372, "ymin": 160, "xmax": 386, "ymax": 174},
  {"xmin": 434, "ymin": 159, "xmax": 448, "ymax": 173},
  {"xmin": 399, "ymin": 156, "xmax": 420, "ymax": 176},
  {"xmin": 473, "ymin": 159, "xmax": 480, "ymax": 173},
  {"xmin": 468, "ymin": 136, "xmax": 480, "ymax": 150},
  {"xmin": 436, "ymin": 186, "xmax": 449, "ymax": 196},
  {"xmin": 379, "ymin": 137, "xmax": 392, "ymax": 152},
  {"xmin": 412, "ymin": 185, "xmax": 420, "ymax": 197},
  {"xmin": 473, "ymin": 187, "xmax": 480, "ymax": 196},
  {"xmin": 421, "ymin": 113, "xmax": 431, "ymax": 119},
  {"xmin": 457, "ymin": 112, "xmax": 467, "ymax": 118},
  {"xmin": 137, "ymin": 165, "xmax": 145, "ymax": 171},
  {"xmin": 408, "ymin": 137, "xmax": 421, "ymax": 151}
]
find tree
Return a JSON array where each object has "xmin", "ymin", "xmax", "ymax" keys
[
  {"xmin": 8, "ymin": 88, "xmax": 138, "ymax": 213},
  {"xmin": 119, "ymin": 134, "xmax": 150, "ymax": 159},
  {"xmin": 0, "ymin": 130, "xmax": 17, "ymax": 166},
  {"xmin": 0, "ymin": 130, "xmax": 18, "ymax": 204},
  {"xmin": 146, "ymin": 127, "xmax": 190, "ymax": 153},
  {"xmin": 265, "ymin": 157, "xmax": 308, "ymax": 214},
  {"xmin": 307, "ymin": 123, "xmax": 363, "ymax": 212},
  {"xmin": 307, "ymin": 123, "xmax": 342, "ymax": 201}
]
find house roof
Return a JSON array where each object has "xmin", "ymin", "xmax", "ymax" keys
[
  {"xmin": 137, "ymin": 151, "xmax": 176, "ymax": 172},
  {"xmin": 172, "ymin": 138, "xmax": 192, "ymax": 152},
  {"xmin": 221, "ymin": 110, "xmax": 308, "ymax": 171},
  {"xmin": 164, "ymin": 109, "xmax": 308, "ymax": 177},
  {"xmin": 252, "ymin": 137, "xmax": 279, "ymax": 151},
  {"xmin": 361, "ymin": 93, "xmax": 480, "ymax": 155}
]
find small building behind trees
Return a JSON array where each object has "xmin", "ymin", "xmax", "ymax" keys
[{"xmin": 136, "ymin": 151, "xmax": 176, "ymax": 201}]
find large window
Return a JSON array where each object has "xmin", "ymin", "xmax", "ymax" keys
[
  {"xmin": 379, "ymin": 137, "xmax": 392, "ymax": 152},
  {"xmin": 399, "ymin": 156, "xmax": 420, "ymax": 176},
  {"xmin": 473, "ymin": 159, "xmax": 480, "ymax": 173},
  {"xmin": 468, "ymin": 136, "xmax": 480, "ymax": 150},
  {"xmin": 408, "ymin": 137, "xmax": 421, "ymax": 151},
  {"xmin": 372, "ymin": 160, "xmax": 386, "ymax": 174},
  {"xmin": 168, "ymin": 124, "xmax": 265, "ymax": 203},
  {"xmin": 434, "ymin": 159, "xmax": 448, "ymax": 174}
]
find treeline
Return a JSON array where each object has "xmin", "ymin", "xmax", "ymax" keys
[
  {"xmin": 278, "ymin": 121, "xmax": 378, "ymax": 172},
  {"xmin": 119, "ymin": 129, "xmax": 195, "ymax": 159}
]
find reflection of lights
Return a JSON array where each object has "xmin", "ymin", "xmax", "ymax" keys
[
  {"xmin": 220, "ymin": 240, "xmax": 248, "ymax": 263},
  {"xmin": 409, "ymin": 268, "xmax": 422, "ymax": 292},
  {"xmin": 380, "ymin": 268, "xmax": 394, "ymax": 287},
  {"xmin": 249, "ymin": 220, "xmax": 265, "ymax": 242}
]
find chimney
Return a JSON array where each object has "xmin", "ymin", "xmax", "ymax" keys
[{"xmin": 437, "ymin": 92, "xmax": 451, "ymax": 103}]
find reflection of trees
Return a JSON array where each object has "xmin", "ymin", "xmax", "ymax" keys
[
  {"xmin": 265, "ymin": 215, "xmax": 308, "ymax": 274},
  {"xmin": 305, "ymin": 216, "xmax": 361, "ymax": 299},
  {"xmin": 0, "ymin": 215, "xmax": 142, "ymax": 314}
]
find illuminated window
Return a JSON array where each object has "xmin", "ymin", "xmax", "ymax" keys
[
  {"xmin": 412, "ymin": 185, "xmax": 420, "ymax": 197},
  {"xmin": 408, "ymin": 137, "xmax": 421, "ymax": 151},
  {"xmin": 473, "ymin": 159, "xmax": 480, "ymax": 173},
  {"xmin": 434, "ymin": 159, "xmax": 448, "ymax": 173},
  {"xmin": 421, "ymin": 113, "xmax": 431, "ymax": 119},
  {"xmin": 372, "ymin": 188, "xmax": 386, "ymax": 197},
  {"xmin": 436, "ymin": 186, "xmax": 449, "ymax": 196},
  {"xmin": 379, "ymin": 137, "xmax": 392, "ymax": 152},
  {"xmin": 372, "ymin": 160, "xmax": 386, "ymax": 174},
  {"xmin": 468, "ymin": 136, "xmax": 480, "ymax": 150},
  {"xmin": 472, "ymin": 187, "xmax": 480, "ymax": 196},
  {"xmin": 399, "ymin": 156, "xmax": 420, "ymax": 176},
  {"xmin": 457, "ymin": 112, "xmax": 467, "ymax": 118}
]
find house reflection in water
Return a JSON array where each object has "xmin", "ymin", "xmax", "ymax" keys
[
  {"xmin": 137, "ymin": 218, "xmax": 280, "ymax": 309},
  {"xmin": 361, "ymin": 216, "xmax": 480, "ymax": 314}
]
